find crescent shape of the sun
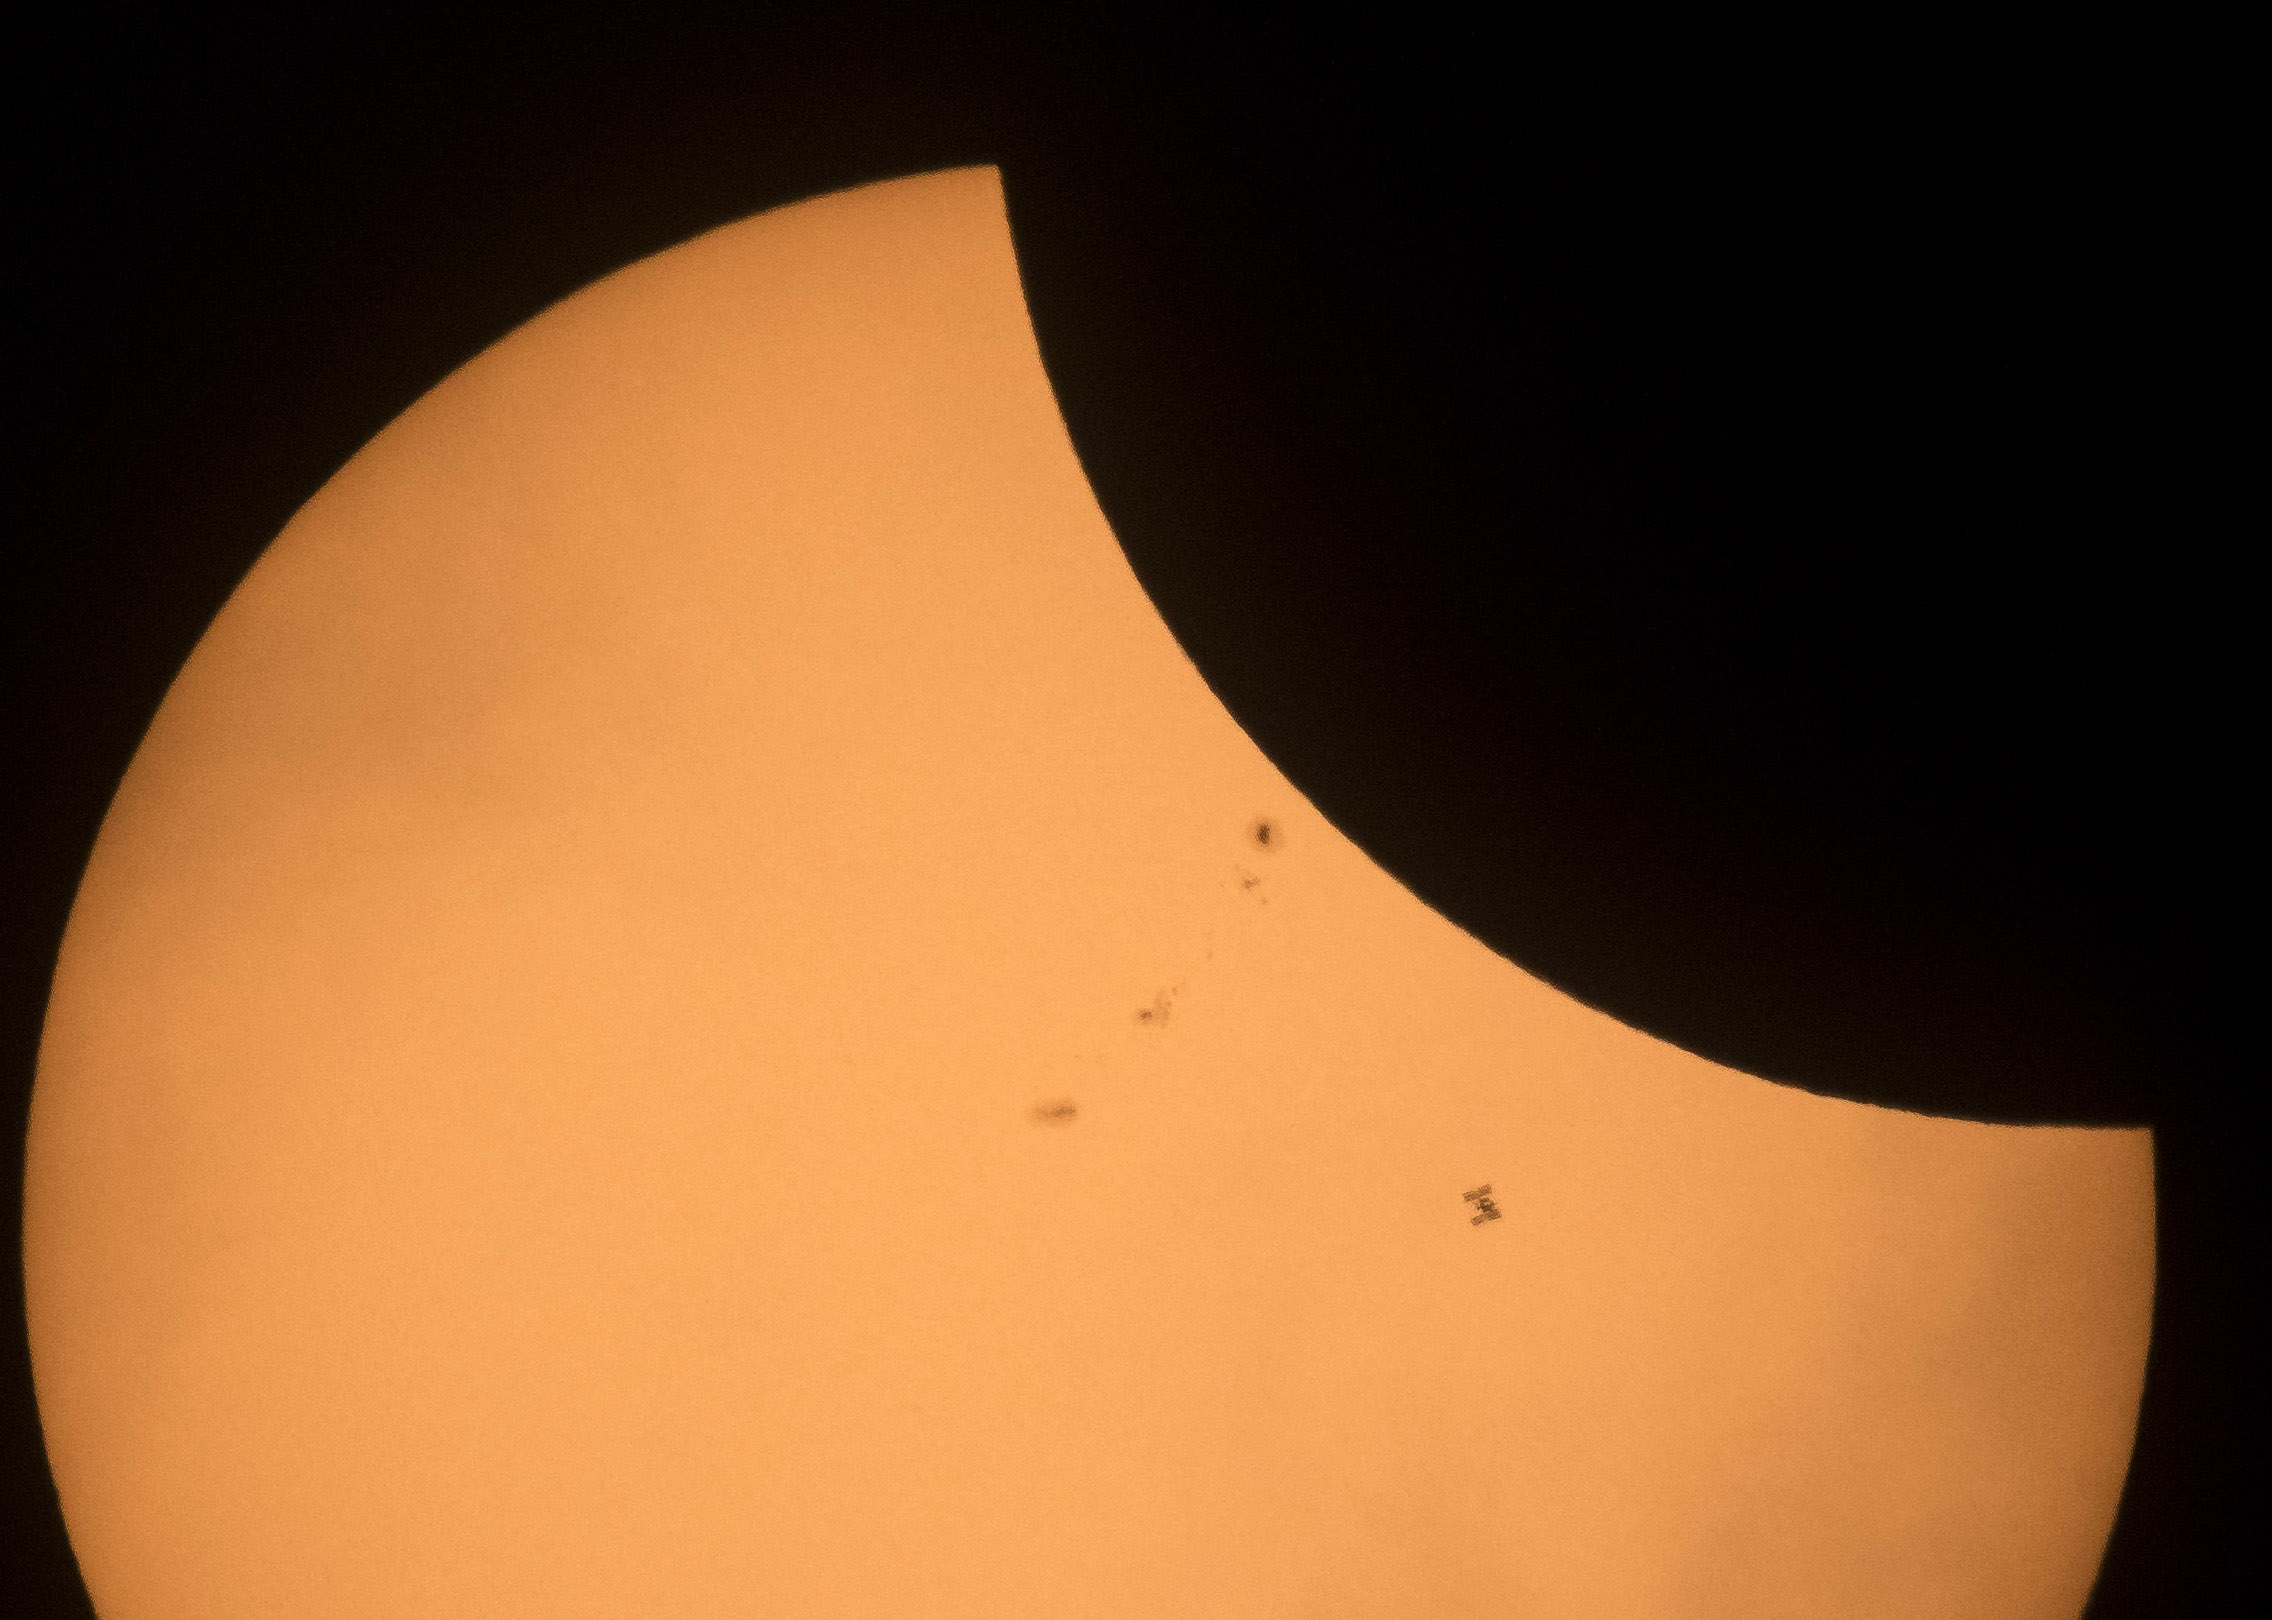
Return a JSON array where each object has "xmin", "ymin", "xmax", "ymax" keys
[{"xmin": 23, "ymin": 167, "xmax": 2152, "ymax": 1619}]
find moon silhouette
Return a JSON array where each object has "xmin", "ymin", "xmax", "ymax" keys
[{"xmin": 23, "ymin": 167, "xmax": 2152, "ymax": 1618}]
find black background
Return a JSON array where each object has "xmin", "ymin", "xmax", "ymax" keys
[{"xmin": 3, "ymin": 7, "xmax": 2249, "ymax": 1614}]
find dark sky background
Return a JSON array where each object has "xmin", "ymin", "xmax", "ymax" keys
[{"xmin": 3, "ymin": 8, "xmax": 2247, "ymax": 1615}]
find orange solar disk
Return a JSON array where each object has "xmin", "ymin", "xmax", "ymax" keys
[{"xmin": 24, "ymin": 166, "xmax": 2152, "ymax": 1619}]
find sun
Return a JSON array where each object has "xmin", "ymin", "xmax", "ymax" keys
[{"xmin": 23, "ymin": 165, "xmax": 2152, "ymax": 1620}]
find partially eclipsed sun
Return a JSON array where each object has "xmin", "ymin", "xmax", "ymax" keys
[{"xmin": 23, "ymin": 167, "xmax": 2152, "ymax": 1619}]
